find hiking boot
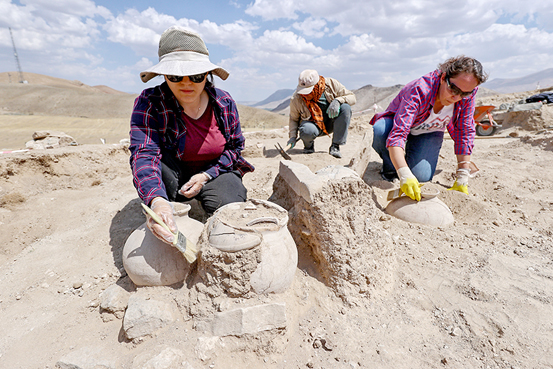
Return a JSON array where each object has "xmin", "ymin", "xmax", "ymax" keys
[
  {"xmin": 303, "ymin": 142, "xmax": 315, "ymax": 154},
  {"xmin": 329, "ymin": 144, "xmax": 341, "ymax": 158}
]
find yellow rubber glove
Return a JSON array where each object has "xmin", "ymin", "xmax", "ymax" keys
[
  {"xmin": 397, "ymin": 167, "xmax": 421, "ymax": 201},
  {"xmin": 448, "ymin": 168, "xmax": 469, "ymax": 195},
  {"xmin": 449, "ymin": 181, "xmax": 468, "ymax": 194}
]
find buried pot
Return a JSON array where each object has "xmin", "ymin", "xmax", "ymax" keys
[
  {"xmin": 198, "ymin": 199, "xmax": 298, "ymax": 296},
  {"xmin": 386, "ymin": 195, "xmax": 454, "ymax": 226},
  {"xmin": 122, "ymin": 203, "xmax": 204, "ymax": 286}
]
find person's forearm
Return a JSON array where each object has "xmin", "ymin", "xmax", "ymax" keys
[
  {"xmin": 388, "ymin": 146, "xmax": 407, "ymax": 170},
  {"xmin": 456, "ymin": 155, "xmax": 471, "ymax": 170}
]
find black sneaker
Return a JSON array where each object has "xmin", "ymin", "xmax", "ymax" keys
[
  {"xmin": 303, "ymin": 142, "xmax": 315, "ymax": 154},
  {"xmin": 329, "ymin": 144, "xmax": 341, "ymax": 158},
  {"xmin": 380, "ymin": 170, "xmax": 398, "ymax": 182}
]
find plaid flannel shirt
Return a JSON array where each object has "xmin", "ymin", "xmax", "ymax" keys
[
  {"xmin": 370, "ymin": 69, "xmax": 477, "ymax": 156},
  {"xmin": 129, "ymin": 82, "xmax": 254, "ymax": 205}
]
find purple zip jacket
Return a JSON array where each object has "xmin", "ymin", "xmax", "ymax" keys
[{"xmin": 370, "ymin": 69, "xmax": 477, "ymax": 156}]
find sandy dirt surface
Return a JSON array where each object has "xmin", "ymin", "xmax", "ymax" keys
[{"xmin": 1, "ymin": 78, "xmax": 553, "ymax": 369}]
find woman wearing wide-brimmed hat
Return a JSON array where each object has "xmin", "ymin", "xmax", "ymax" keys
[{"xmin": 129, "ymin": 26, "xmax": 254, "ymax": 245}]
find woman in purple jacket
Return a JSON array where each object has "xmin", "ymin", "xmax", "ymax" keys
[
  {"xmin": 370, "ymin": 56, "xmax": 488, "ymax": 201},
  {"xmin": 129, "ymin": 26, "xmax": 254, "ymax": 245}
]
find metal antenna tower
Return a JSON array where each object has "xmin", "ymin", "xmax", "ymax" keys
[{"xmin": 9, "ymin": 27, "xmax": 26, "ymax": 83}]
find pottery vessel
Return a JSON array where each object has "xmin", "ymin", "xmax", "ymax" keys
[
  {"xmin": 386, "ymin": 196, "xmax": 454, "ymax": 226},
  {"xmin": 202, "ymin": 199, "xmax": 298, "ymax": 294},
  {"xmin": 123, "ymin": 203, "xmax": 204, "ymax": 286}
]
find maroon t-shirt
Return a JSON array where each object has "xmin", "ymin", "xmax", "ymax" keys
[{"xmin": 181, "ymin": 104, "xmax": 226, "ymax": 174}]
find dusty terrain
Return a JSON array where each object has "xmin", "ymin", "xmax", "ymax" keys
[{"xmin": 1, "ymin": 77, "xmax": 553, "ymax": 369}]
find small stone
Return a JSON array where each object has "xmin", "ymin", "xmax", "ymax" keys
[
  {"xmin": 73, "ymin": 281, "xmax": 83, "ymax": 289},
  {"xmin": 15, "ymin": 295, "xmax": 21, "ymax": 300},
  {"xmin": 451, "ymin": 327, "xmax": 462, "ymax": 336},
  {"xmin": 321, "ymin": 338, "xmax": 334, "ymax": 351},
  {"xmin": 313, "ymin": 339, "xmax": 322, "ymax": 349}
]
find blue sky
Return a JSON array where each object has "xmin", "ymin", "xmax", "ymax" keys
[{"xmin": 1, "ymin": 0, "xmax": 552, "ymax": 102}]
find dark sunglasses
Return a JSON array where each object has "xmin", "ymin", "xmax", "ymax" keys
[
  {"xmin": 166, "ymin": 73, "xmax": 207, "ymax": 84},
  {"xmin": 445, "ymin": 76, "xmax": 474, "ymax": 98}
]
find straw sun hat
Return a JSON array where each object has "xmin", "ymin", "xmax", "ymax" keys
[{"xmin": 140, "ymin": 26, "xmax": 229, "ymax": 83}]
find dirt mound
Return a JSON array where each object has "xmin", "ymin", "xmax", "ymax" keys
[
  {"xmin": 500, "ymin": 105, "xmax": 553, "ymax": 131},
  {"xmin": 270, "ymin": 176, "xmax": 396, "ymax": 305},
  {"xmin": 521, "ymin": 131, "xmax": 553, "ymax": 150}
]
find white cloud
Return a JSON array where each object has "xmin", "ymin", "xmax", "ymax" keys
[
  {"xmin": 189, "ymin": 20, "xmax": 257, "ymax": 50},
  {"xmin": 19, "ymin": 0, "xmax": 111, "ymax": 18},
  {"xmin": 103, "ymin": 8, "xmax": 177, "ymax": 50},
  {"xmin": 292, "ymin": 17, "xmax": 328, "ymax": 38},
  {"xmin": 446, "ymin": 23, "xmax": 553, "ymax": 78},
  {"xmin": 97, "ymin": 1, "xmax": 553, "ymax": 99},
  {"xmin": 0, "ymin": 0, "xmax": 106, "ymax": 50},
  {"xmin": 245, "ymin": 0, "xmax": 300, "ymax": 20},
  {"xmin": 2, "ymin": 0, "xmax": 553, "ymax": 101},
  {"xmin": 103, "ymin": 7, "xmax": 258, "ymax": 57},
  {"xmin": 245, "ymin": 0, "xmax": 500, "ymax": 40}
]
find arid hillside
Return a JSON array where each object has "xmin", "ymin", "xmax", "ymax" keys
[{"xmin": 0, "ymin": 73, "xmax": 287, "ymax": 150}]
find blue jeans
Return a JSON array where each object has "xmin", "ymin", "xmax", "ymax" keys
[
  {"xmin": 299, "ymin": 103, "xmax": 352, "ymax": 148},
  {"xmin": 371, "ymin": 116, "xmax": 444, "ymax": 182}
]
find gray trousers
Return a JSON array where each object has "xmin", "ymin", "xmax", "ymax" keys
[{"xmin": 298, "ymin": 103, "xmax": 351, "ymax": 148}]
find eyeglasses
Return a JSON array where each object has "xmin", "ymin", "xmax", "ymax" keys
[
  {"xmin": 166, "ymin": 73, "xmax": 207, "ymax": 84},
  {"xmin": 445, "ymin": 76, "xmax": 474, "ymax": 98}
]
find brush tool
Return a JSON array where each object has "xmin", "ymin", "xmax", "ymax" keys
[
  {"xmin": 141, "ymin": 203, "xmax": 198, "ymax": 263},
  {"xmin": 387, "ymin": 186, "xmax": 440, "ymax": 201}
]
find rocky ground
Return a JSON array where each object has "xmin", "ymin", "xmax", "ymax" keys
[{"xmin": 1, "ymin": 78, "xmax": 553, "ymax": 368}]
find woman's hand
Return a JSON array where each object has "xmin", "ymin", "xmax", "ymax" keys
[
  {"xmin": 146, "ymin": 197, "xmax": 177, "ymax": 244},
  {"xmin": 397, "ymin": 167, "xmax": 421, "ymax": 201},
  {"xmin": 448, "ymin": 168, "xmax": 470, "ymax": 195},
  {"xmin": 179, "ymin": 173, "xmax": 209, "ymax": 198}
]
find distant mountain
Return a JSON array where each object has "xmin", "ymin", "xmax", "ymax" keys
[
  {"xmin": 0, "ymin": 72, "xmax": 287, "ymax": 128},
  {"xmin": 272, "ymin": 99, "xmax": 291, "ymax": 113},
  {"xmin": 251, "ymin": 89, "xmax": 294, "ymax": 109},
  {"xmin": 0, "ymin": 71, "xmax": 130, "ymax": 95},
  {"xmin": 252, "ymin": 78, "xmax": 509, "ymax": 118},
  {"xmin": 269, "ymin": 84, "xmax": 406, "ymax": 116},
  {"xmin": 351, "ymin": 84, "xmax": 404, "ymax": 113},
  {"xmin": 482, "ymin": 68, "xmax": 553, "ymax": 93}
]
